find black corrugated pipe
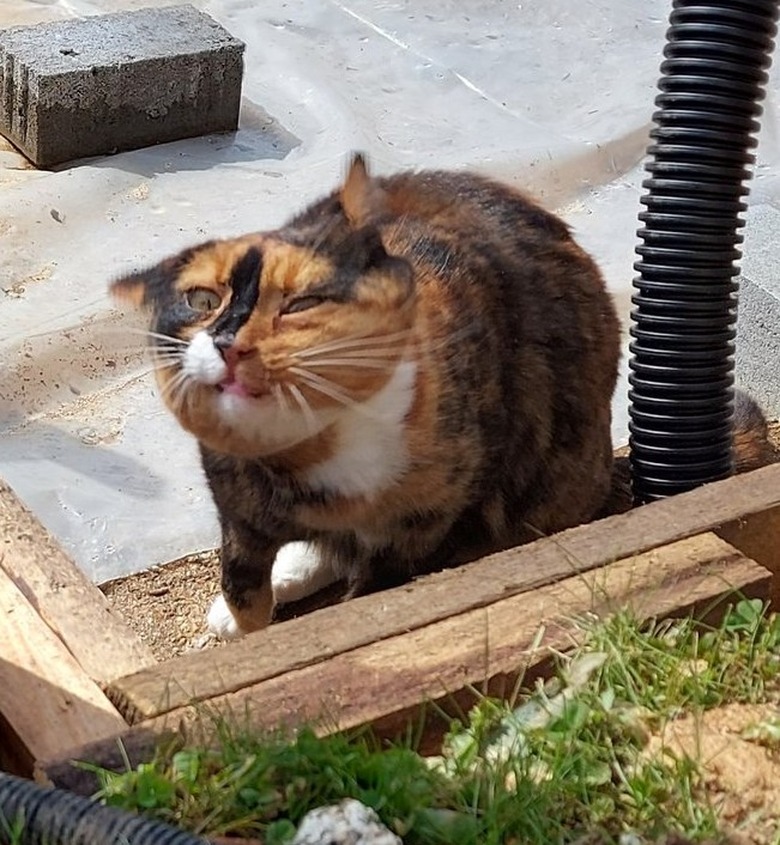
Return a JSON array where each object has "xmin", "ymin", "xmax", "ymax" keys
[
  {"xmin": 0, "ymin": 772, "xmax": 206, "ymax": 845},
  {"xmin": 629, "ymin": 0, "xmax": 779, "ymax": 503}
]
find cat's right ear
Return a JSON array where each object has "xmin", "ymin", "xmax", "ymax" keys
[
  {"xmin": 110, "ymin": 267, "xmax": 153, "ymax": 307},
  {"xmin": 110, "ymin": 246, "xmax": 204, "ymax": 308}
]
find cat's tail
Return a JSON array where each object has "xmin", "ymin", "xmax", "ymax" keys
[{"xmin": 733, "ymin": 388, "xmax": 776, "ymax": 473}]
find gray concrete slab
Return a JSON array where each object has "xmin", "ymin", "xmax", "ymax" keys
[{"xmin": 0, "ymin": 4, "xmax": 244, "ymax": 167}]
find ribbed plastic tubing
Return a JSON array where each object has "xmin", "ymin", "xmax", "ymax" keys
[
  {"xmin": 629, "ymin": 0, "xmax": 779, "ymax": 503},
  {"xmin": 0, "ymin": 772, "xmax": 206, "ymax": 845}
]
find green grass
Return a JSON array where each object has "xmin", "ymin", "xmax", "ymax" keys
[
  {"xmin": 81, "ymin": 599, "xmax": 780, "ymax": 845},
  {"xmin": 0, "ymin": 813, "xmax": 27, "ymax": 845}
]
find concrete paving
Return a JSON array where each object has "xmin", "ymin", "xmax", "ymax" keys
[
  {"xmin": 0, "ymin": 0, "xmax": 778, "ymax": 581},
  {"xmin": 737, "ymin": 203, "xmax": 780, "ymax": 418}
]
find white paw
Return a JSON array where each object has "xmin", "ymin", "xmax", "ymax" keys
[
  {"xmin": 206, "ymin": 594, "xmax": 244, "ymax": 640},
  {"xmin": 272, "ymin": 541, "xmax": 338, "ymax": 603}
]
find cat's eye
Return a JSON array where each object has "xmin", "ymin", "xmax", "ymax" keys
[
  {"xmin": 185, "ymin": 287, "xmax": 222, "ymax": 313},
  {"xmin": 280, "ymin": 295, "xmax": 326, "ymax": 316}
]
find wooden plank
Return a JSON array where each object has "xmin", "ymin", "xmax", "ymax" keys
[
  {"xmin": 36, "ymin": 727, "xmax": 179, "ymax": 793},
  {"xmin": 109, "ymin": 463, "xmax": 780, "ymax": 723},
  {"xmin": 0, "ymin": 479, "xmax": 154, "ymax": 684},
  {"xmin": 152, "ymin": 533, "xmax": 765, "ymax": 738},
  {"xmin": 41, "ymin": 533, "xmax": 769, "ymax": 791},
  {"xmin": 718, "ymin": 504, "xmax": 780, "ymax": 607},
  {"xmin": 0, "ymin": 568, "xmax": 130, "ymax": 775}
]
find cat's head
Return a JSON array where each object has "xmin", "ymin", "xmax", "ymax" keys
[{"xmin": 111, "ymin": 154, "xmax": 416, "ymax": 458}]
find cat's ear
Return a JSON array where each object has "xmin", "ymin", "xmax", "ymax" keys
[
  {"xmin": 340, "ymin": 152, "xmax": 387, "ymax": 228},
  {"xmin": 110, "ymin": 268, "xmax": 152, "ymax": 307},
  {"xmin": 110, "ymin": 245, "xmax": 206, "ymax": 308}
]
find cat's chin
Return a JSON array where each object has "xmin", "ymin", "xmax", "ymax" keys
[
  {"xmin": 216, "ymin": 386, "xmax": 274, "ymax": 408},
  {"xmin": 217, "ymin": 378, "xmax": 272, "ymax": 400},
  {"xmin": 204, "ymin": 388, "xmax": 333, "ymax": 459}
]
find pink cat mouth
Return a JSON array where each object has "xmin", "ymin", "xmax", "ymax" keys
[{"xmin": 217, "ymin": 378, "xmax": 268, "ymax": 399}]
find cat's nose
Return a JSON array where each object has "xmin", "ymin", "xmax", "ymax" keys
[
  {"xmin": 213, "ymin": 331, "xmax": 235, "ymax": 351},
  {"xmin": 213, "ymin": 333, "xmax": 253, "ymax": 366}
]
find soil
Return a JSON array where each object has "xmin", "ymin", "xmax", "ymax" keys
[
  {"xmin": 101, "ymin": 549, "xmax": 222, "ymax": 662},
  {"xmin": 645, "ymin": 702, "xmax": 780, "ymax": 845},
  {"xmin": 101, "ymin": 551, "xmax": 347, "ymax": 661}
]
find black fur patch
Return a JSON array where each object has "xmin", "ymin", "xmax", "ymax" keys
[{"xmin": 209, "ymin": 248, "xmax": 263, "ymax": 341}]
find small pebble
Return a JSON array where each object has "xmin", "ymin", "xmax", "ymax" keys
[{"xmin": 188, "ymin": 632, "xmax": 217, "ymax": 651}]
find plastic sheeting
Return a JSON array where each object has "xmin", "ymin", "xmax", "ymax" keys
[{"xmin": 1, "ymin": 0, "xmax": 779, "ymax": 582}]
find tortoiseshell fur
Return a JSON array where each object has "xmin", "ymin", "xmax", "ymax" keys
[{"xmin": 113, "ymin": 156, "xmax": 622, "ymax": 637}]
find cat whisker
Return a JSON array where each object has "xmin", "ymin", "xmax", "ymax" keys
[
  {"xmin": 101, "ymin": 343, "xmax": 182, "ymax": 358},
  {"xmin": 286, "ymin": 383, "xmax": 319, "ymax": 435},
  {"xmin": 273, "ymin": 383, "xmax": 294, "ymax": 417},
  {"xmin": 106, "ymin": 346, "xmax": 157, "ymax": 357},
  {"xmin": 151, "ymin": 347, "xmax": 188, "ymax": 358},
  {"xmin": 145, "ymin": 345, "xmax": 184, "ymax": 356},
  {"xmin": 146, "ymin": 355, "xmax": 185, "ymax": 372},
  {"xmin": 159, "ymin": 368, "xmax": 192, "ymax": 410},
  {"xmin": 121, "ymin": 327, "xmax": 189, "ymax": 345},
  {"xmin": 290, "ymin": 367, "xmax": 376, "ymax": 416},
  {"xmin": 296, "ymin": 330, "xmax": 413, "ymax": 359},
  {"xmin": 304, "ymin": 358, "xmax": 397, "ymax": 370},
  {"xmin": 300, "ymin": 348, "xmax": 406, "ymax": 361},
  {"xmin": 159, "ymin": 367, "xmax": 187, "ymax": 394},
  {"xmin": 167, "ymin": 382, "xmax": 191, "ymax": 414},
  {"xmin": 114, "ymin": 365, "xmax": 159, "ymax": 383},
  {"xmin": 150, "ymin": 353, "xmax": 186, "ymax": 366}
]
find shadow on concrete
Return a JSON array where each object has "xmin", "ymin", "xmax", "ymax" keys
[{"xmin": 52, "ymin": 98, "xmax": 301, "ymax": 177}]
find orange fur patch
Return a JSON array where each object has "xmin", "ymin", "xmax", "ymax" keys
[{"xmin": 174, "ymin": 237, "xmax": 263, "ymax": 296}]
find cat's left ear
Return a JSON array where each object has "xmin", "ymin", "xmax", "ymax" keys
[{"xmin": 340, "ymin": 152, "xmax": 387, "ymax": 228}]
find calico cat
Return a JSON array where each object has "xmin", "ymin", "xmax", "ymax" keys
[{"xmin": 111, "ymin": 154, "xmax": 623, "ymax": 638}]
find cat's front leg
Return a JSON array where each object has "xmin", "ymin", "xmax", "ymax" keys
[
  {"xmin": 271, "ymin": 541, "xmax": 338, "ymax": 603},
  {"xmin": 207, "ymin": 519, "xmax": 280, "ymax": 639}
]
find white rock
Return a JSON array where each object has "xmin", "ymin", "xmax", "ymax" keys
[{"xmin": 291, "ymin": 798, "xmax": 402, "ymax": 845}]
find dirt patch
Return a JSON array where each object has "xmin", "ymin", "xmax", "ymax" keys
[
  {"xmin": 646, "ymin": 702, "xmax": 780, "ymax": 845},
  {"xmin": 101, "ymin": 550, "xmax": 347, "ymax": 661},
  {"xmin": 101, "ymin": 550, "xmax": 222, "ymax": 661}
]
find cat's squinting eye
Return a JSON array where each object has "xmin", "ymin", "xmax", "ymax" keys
[
  {"xmin": 280, "ymin": 295, "xmax": 326, "ymax": 316},
  {"xmin": 185, "ymin": 288, "xmax": 222, "ymax": 313}
]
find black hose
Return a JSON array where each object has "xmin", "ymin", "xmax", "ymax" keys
[
  {"xmin": 628, "ymin": 0, "xmax": 779, "ymax": 503},
  {"xmin": 0, "ymin": 772, "xmax": 206, "ymax": 845}
]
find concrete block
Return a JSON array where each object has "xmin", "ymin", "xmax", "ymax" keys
[
  {"xmin": 0, "ymin": 5, "xmax": 244, "ymax": 167},
  {"xmin": 736, "ymin": 203, "xmax": 780, "ymax": 418}
]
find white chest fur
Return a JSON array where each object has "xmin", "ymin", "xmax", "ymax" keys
[{"xmin": 301, "ymin": 360, "xmax": 417, "ymax": 499}]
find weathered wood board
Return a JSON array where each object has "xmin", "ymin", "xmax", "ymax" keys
[
  {"xmin": 0, "ymin": 480, "xmax": 154, "ymax": 685},
  {"xmin": 0, "ymin": 567, "xmax": 129, "ymax": 775},
  {"xmin": 95, "ymin": 533, "xmax": 767, "ymax": 756},
  {"xmin": 107, "ymin": 460, "xmax": 780, "ymax": 724}
]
